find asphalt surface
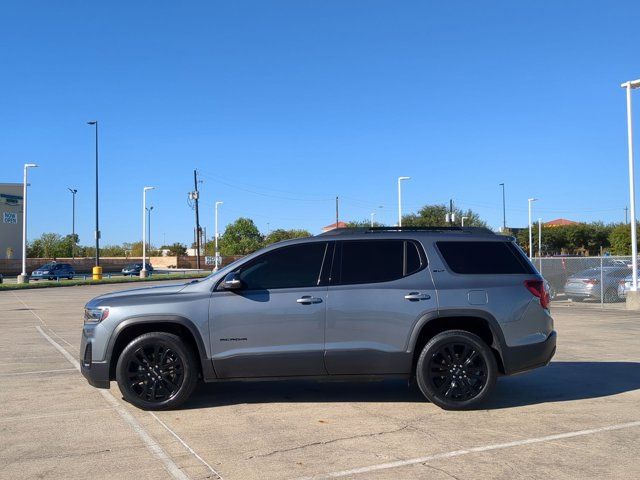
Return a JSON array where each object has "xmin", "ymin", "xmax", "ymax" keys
[{"xmin": 1, "ymin": 282, "xmax": 639, "ymax": 479}]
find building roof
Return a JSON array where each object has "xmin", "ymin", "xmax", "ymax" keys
[
  {"xmin": 322, "ymin": 221, "xmax": 348, "ymax": 232},
  {"xmin": 544, "ymin": 218, "xmax": 579, "ymax": 227}
]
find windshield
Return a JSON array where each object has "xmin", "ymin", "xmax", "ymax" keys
[{"xmin": 38, "ymin": 263, "xmax": 56, "ymax": 270}]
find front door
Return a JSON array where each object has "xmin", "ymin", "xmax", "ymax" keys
[
  {"xmin": 325, "ymin": 239, "xmax": 438, "ymax": 374},
  {"xmin": 209, "ymin": 241, "xmax": 332, "ymax": 378}
]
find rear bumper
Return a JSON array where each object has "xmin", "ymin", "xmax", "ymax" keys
[{"xmin": 501, "ymin": 330, "xmax": 557, "ymax": 375}]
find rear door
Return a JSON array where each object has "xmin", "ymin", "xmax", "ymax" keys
[
  {"xmin": 325, "ymin": 239, "xmax": 437, "ymax": 374},
  {"xmin": 209, "ymin": 241, "xmax": 332, "ymax": 378}
]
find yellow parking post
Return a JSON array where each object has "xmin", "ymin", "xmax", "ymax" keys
[{"xmin": 92, "ymin": 266, "xmax": 103, "ymax": 280}]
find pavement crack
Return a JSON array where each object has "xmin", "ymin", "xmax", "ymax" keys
[
  {"xmin": 250, "ymin": 425, "xmax": 409, "ymax": 458},
  {"xmin": 421, "ymin": 463, "xmax": 463, "ymax": 480}
]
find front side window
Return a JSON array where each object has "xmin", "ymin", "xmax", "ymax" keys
[
  {"xmin": 437, "ymin": 241, "xmax": 535, "ymax": 274},
  {"xmin": 338, "ymin": 240, "xmax": 425, "ymax": 285},
  {"xmin": 238, "ymin": 242, "xmax": 328, "ymax": 290}
]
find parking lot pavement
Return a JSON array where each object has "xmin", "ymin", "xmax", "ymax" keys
[{"xmin": 1, "ymin": 283, "xmax": 639, "ymax": 480}]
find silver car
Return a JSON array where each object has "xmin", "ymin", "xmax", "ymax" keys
[
  {"xmin": 80, "ymin": 227, "xmax": 556, "ymax": 411},
  {"xmin": 617, "ymin": 273, "xmax": 640, "ymax": 299},
  {"xmin": 564, "ymin": 267, "xmax": 630, "ymax": 303}
]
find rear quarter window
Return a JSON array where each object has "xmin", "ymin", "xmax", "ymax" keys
[{"xmin": 437, "ymin": 241, "xmax": 535, "ymax": 275}]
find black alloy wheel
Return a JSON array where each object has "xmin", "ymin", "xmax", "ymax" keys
[
  {"xmin": 416, "ymin": 330, "xmax": 497, "ymax": 410},
  {"xmin": 116, "ymin": 332, "xmax": 198, "ymax": 410}
]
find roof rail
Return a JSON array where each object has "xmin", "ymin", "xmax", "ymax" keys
[{"xmin": 319, "ymin": 226, "xmax": 495, "ymax": 236}]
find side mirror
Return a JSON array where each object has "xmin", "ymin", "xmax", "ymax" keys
[{"xmin": 222, "ymin": 272, "xmax": 243, "ymax": 290}]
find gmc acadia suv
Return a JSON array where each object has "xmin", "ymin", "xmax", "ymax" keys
[{"xmin": 80, "ymin": 227, "xmax": 556, "ymax": 410}]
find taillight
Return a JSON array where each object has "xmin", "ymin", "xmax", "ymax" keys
[{"xmin": 525, "ymin": 280, "xmax": 550, "ymax": 309}]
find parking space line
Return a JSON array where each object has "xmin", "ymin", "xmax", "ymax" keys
[
  {"xmin": 35, "ymin": 325, "xmax": 190, "ymax": 480},
  {"xmin": 301, "ymin": 420, "xmax": 640, "ymax": 479},
  {"xmin": 0, "ymin": 368, "xmax": 77, "ymax": 377},
  {"xmin": 11, "ymin": 291, "xmax": 47, "ymax": 325}
]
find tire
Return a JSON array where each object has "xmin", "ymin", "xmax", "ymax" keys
[
  {"xmin": 415, "ymin": 330, "xmax": 497, "ymax": 410},
  {"xmin": 603, "ymin": 289, "xmax": 619, "ymax": 303},
  {"xmin": 116, "ymin": 332, "xmax": 199, "ymax": 410}
]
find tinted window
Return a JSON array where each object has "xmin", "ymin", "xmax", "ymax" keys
[
  {"xmin": 437, "ymin": 241, "xmax": 535, "ymax": 275},
  {"xmin": 239, "ymin": 242, "xmax": 328, "ymax": 290},
  {"xmin": 339, "ymin": 240, "xmax": 424, "ymax": 284}
]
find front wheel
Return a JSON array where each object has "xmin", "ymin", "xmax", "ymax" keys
[
  {"xmin": 416, "ymin": 330, "xmax": 497, "ymax": 410},
  {"xmin": 116, "ymin": 332, "xmax": 198, "ymax": 410}
]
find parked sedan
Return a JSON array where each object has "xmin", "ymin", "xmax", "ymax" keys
[
  {"xmin": 121, "ymin": 263, "xmax": 153, "ymax": 276},
  {"xmin": 31, "ymin": 262, "xmax": 75, "ymax": 280},
  {"xmin": 617, "ymin": 274, "xmax": 640, "ymax": 299},
  {"xmin": 564, "ymin": 267, "xmax": 630, "ymax": 303}
]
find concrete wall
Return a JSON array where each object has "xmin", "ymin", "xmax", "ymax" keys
[
  {"xmin": 0, "ymin": 256, "xmax": 179, "ymax": 276},
  {"xmin": 0, "ymin": 183, "xmax": 23, "ymax": 260}
]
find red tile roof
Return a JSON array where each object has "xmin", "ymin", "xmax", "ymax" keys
[
  {"xmin": 544, "ymin": 218, "xmax": 578, "ymax": 227},
  {"xmin": 322, "ymin": 221, "xmax": 348, "ymax": 232}
]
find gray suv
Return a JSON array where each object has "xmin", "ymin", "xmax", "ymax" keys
[{"xmin": 80, "ymin": 227, "xmax": 556, "ymax": 410}]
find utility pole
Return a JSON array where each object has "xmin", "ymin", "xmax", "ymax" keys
[
  {"xmin": 192, "ymin": 170, "xmax": 201, "ymax": 269},
  {"xmin": 335, "ymin": 196, "xmax": 339, "ymax": 228},
  {"xmin": 499, "ymin": 183, "xmax": 506, "ymax": 231},
  {"xmin": 446, "ymin": 199, "xmax": 456, "ymax": 225},
  {"xmin": 625, "ymin": 206, "xmax": 629, "ymax": 224},
  {"xmin": 68, "ymin": 188, "xmax": 77, "ymax": 258}
]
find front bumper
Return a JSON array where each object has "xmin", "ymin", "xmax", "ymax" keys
[
  {"xmin": 501, "ymin": 330, "xmax": 557, "ymax": 375},
  {"xmin": 80, "ymin": 329, "xmax": 110, "ymax": 389}
]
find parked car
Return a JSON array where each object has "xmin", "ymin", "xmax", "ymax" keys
[
  {"xmin": 81, "ymin": 227, "xmax": 556, "ymax": 411},
  {"xmin": 617, "ymin": 273, "xmax": 640, "ymax": 299},
  {"xmin": 122, "ymin": 263, "xmax": 153, "ymax": 276},
  {"xmin": 31, "ymin": 262, "xmax": 75, "ymax": 280},
  {"xmin": 564, "ymin": 267, "xmax": 630, "ymax": 302},
  {"xmin": 539, "ymin": 255, "xmax": 592, "ymax": 300}
]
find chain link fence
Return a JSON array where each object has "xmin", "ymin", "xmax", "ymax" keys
[{"xmin": 533, "ymin": 256, "xmax": 636, "ymax": 307}]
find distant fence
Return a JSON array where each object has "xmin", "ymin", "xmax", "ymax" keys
[{"xmin": 534, "ymin": 256, "xmax": 634, "ymax": 306}]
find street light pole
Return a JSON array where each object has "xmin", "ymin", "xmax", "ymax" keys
[
  {"xmin": 214, "ymin": 201, "xmax": 223, "ymax": 271},
  {"xmin": 538, "ymin": 218, "xmax": 542, "ymax": 257},
  {"xmin": 622, "ymin": 79, "xmax": 640, "ymax": 295},
  {"xmin": 461, "ymin": 216, "xmax": 468, "ymax": 227},
  {"xmin": 370, "ymin": 212, "xmax": 375, "ymax": 227},
  {"xmin": 18, "ymin": 164, "xmax": 38, "ymax": 283},
  {"xmin": 68, "ymin": 188, "xmax": 77, "ymax": 258},
  {"xmin": 146, "ymin": 206, "xmax": 154, "ymax": 252},
  {"xmin": 87, "ymin": 121, "xmax": 100, "ymax": 267},
  {"xmin": 397, "ymin": 176, "xmax": 410, "ymax": 227},
  {"xmin": 142, "ymin": 187, "xmax": 155, "ymax": 278},
  {"xmin": 499, "ymin": 183, "xmax": 506, "ymax": 231},
  {"xmin": 528, "ymin": 198, "xmax": 538, "ymax": 259}
]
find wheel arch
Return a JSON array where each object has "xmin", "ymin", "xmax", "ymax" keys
[
  {"xmin": 106, "ymin": 315, "xmax": 216, "ymax": 381},
  {"xmin": 408, "ymin": 310, "xmax": 507, "ymax": 375}
]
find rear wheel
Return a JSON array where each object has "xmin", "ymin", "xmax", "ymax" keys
[
  {"xmin": 416, "ymin": 330, "xmax": 497, "ymax": 410},
  {"xmin": 116, "ymin": 332, "xmax": 198, "ymax": 410},
  {"xmin": 604, "ymin": 289, "xmax": 619, "ymax": 303}
]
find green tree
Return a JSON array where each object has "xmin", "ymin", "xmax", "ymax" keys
[
  {"xmin": 344, "ymin": 220, "xmax": 384, "ymax": 228},
  {"xmin": 161, "ymin": 242, "xmax": 187, "ymax": 256},
  {"xmin": 264, "ymin": 229, "xmax": 312, "ymax": 245},
  {"xmin": 219, "ymin": 218, "xmax": 263, "ymax": 255},
  {"xmin": 609, "ymin": 224, "xmax": 639, "ymax": 255},
  {"xmin": 402, "ymin": 204, "xmax": 488, "ymax": 228}
]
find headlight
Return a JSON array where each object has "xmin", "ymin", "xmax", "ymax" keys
[
  {"xmin": 84, "ymin": 307, "xmax": 109, "ymax": 324},
  {"xmin": 42, "ymin": 270, "xmax": 50, "ymax": 274}
]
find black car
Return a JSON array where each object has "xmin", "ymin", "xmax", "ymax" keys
[
  {"xmin": 31, "ymin": 263, "xmax": 75, "ymax": 280},
  {"xmin": 122, "ymin": 263, "xmax": 153, "ymax": 276}
]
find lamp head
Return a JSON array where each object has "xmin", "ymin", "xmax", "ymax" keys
[
  {"xmin": 398, "ymin": 176, "xmax": 411, "ymax": 181},
  {"xmin": 87, "ymin": 121, "xmax": 97, "ymax": 125},
  {"xmin": 144, "ymin": 186, "xmax": 156, "ymax": 192},
  {"xmin": 621, "ymin": 79, "xmax": 640, "ymax": 89}
]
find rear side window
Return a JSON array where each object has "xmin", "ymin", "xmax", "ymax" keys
[
  {"xmin": 437, "ymin": 241, "xmax": 535, "ymax": 275},
  {"xmin": 338, "ymin": 240, "xmax": 425, "ymax": 285}
]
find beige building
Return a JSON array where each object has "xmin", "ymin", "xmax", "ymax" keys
[{"xmin": 0, "ymin": 183, "xmax": 23, "ymax": 260}]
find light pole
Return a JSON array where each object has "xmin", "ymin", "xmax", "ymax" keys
[
  {"xmin": 18, "ymin": 163, "xmax": 38, "ymax": 284},
  {"xmin": 528, "ymin": 198, "xmax": 538, "ymax": 259},
  {"xmin": 461, "ymin": 216, "xmax": 469, "ymax": 227},
  {"xmin": 499, "ymin": 183, "xmax": 506, "ymax": 231},
  {"xmin": 538, "ymin": 218, "xmax": 543, "ymax": 257},
  {"xmin": 67, "ymin": 188, "xmax": 77, "ymax": 259},
  {"xmin": 397, "ymin": 176, "xmax": 410, "ymax": 227},
  {"xmin": 142, "ymin": 187, "xmax": 155, "ymax": 277},
  {"xmin": 214, "ymin": 201, "xmax": 223, "ymax": 271},
  {"xmin": 370, "ymin": 212, "xmax": 376, "ymax": 227},
  {"xmin": 622, "ymin": 79, "xmax": 640, "ymax": 298},
  {"xmin": 146, "ymin": 206, "xmax": 154, "ymax": 251},
  {"xmin": 87, "ymin": 121, "xmax": 100, "ymax": 268}
]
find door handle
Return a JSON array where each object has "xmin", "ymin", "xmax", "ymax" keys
[
  {"xmin": 297, "ymin": 296, "xmax": 323, "ymax": 305},
  {"xmin": 404, "ymin": 292, "xmax": 431, "ymax": 301}
]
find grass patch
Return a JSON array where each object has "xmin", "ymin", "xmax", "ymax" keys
[{"xmin": 0, "ymin": 272, "xmax": 210, "ymax": 291}]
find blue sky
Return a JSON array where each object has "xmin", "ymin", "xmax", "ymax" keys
[{"xmin": 1, "ymin": 1, "xmax": 639, "ymax": 246}]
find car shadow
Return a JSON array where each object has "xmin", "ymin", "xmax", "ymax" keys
[{"xmin": 181, "ymin": 361, "xmax": 640, "ymax": 410}]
